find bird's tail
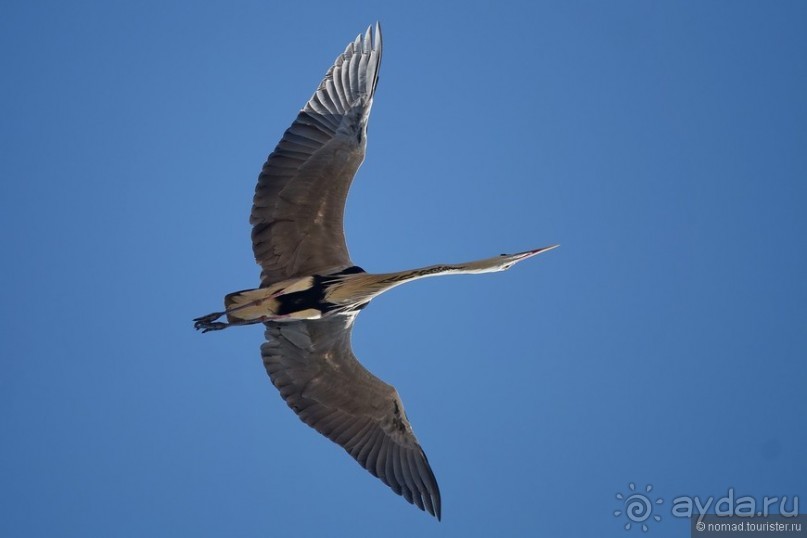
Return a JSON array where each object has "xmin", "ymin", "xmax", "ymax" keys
[{"xmin": 223, "ymin": 288, "xmax": 279, "ymax": 323}]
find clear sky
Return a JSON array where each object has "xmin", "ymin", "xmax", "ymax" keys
[{"xmin": 2, "ymin": 1, "xmax": 805, "ymax": 537}]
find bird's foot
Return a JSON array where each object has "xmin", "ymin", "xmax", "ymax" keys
[{"xmin": 193, "ymin": 312, "xmax": 227, "ymax": 333}]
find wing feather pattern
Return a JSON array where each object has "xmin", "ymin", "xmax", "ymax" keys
[
  {"xmin": 261, "ymin": 317, "xmax": 441, "ymax": 519},
  {"xmin": 251, "ymin": 24, "xmax": 382, "ymax": 286}
]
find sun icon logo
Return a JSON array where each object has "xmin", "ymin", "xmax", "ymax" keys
[{"xmin": 614, "ymin": 483, "xmax": 663, "ymax": 532}]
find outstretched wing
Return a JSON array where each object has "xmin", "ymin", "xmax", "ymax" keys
[
  {"xmin": 261, "ymin": 316, "xmax": 441, "ymax": 519},
  {"xmin": 251, "ymin": 24, "xmax": 382, "ymax": 286}
]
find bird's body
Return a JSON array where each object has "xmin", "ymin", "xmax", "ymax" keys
[
  {"xmin": 194, "ymin": 24, "xmax": 556, "ymax": 520},
  {"xmin": 195, "ymin": 247, "xmax": 556, "ymax": 329}
]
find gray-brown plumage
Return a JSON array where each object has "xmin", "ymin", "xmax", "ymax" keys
[
  {"xmin": 262, "ymin": 316, "xmax": 440, "ymax": 517},
  {"xmin": 250, "ymin": 25, "xmax": 381, "ymax": 287},
  {"xmin": 194, "ymin": 23, "xmax": 557, "ymax": 520}
]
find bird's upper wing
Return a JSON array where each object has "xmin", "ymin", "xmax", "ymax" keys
[
  {"xmin": 261, "ymin": 316, "xmax": 441, "ymax": 519},
  {"xmin": 250, "ymin": 24, "xmax": 382, "ymax": 286}
]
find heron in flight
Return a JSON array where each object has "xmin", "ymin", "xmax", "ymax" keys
[{"xmin": 194, "ymin": 23, "xmax": 557, "ymax": 520}]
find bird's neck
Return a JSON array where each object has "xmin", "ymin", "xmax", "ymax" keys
[{"xmin": 324, "ymin": 262, "xmax": 483, "ymax": 305}]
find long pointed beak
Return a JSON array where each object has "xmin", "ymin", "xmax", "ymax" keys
[{"xmin": 513, "ymin": 244, "xmax": 560, "ymax": 260}]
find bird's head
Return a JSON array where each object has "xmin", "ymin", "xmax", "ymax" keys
[{"xmin": 463, "ymin": 245, "xmax": 559, "ymax": 274}]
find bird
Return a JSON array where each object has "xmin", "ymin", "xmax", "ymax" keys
[{"xmin": 194, "ymin": 23, "xmax": 557, "ymax": 520}]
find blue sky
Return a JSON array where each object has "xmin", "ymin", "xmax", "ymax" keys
[{"xmin": 2, "ymin": 1, "xmax": 805, "ymax": 536}]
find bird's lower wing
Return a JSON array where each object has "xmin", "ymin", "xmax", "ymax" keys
[{"xmin": 261, "ymin": 316, "xmax": 441, "ymax": 519}]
